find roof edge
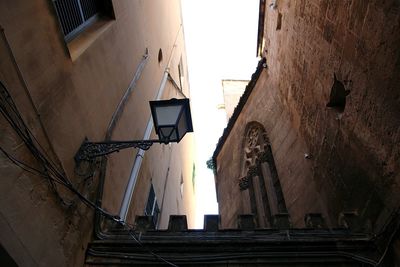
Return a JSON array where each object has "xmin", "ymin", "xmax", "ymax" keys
[
  {"xmin": 212, "ymin": 57, "xmax": 266, "ymax": 167},
  {"xmin": 256, "ymin": 0, "xmax": 266, "ymax": 57}
]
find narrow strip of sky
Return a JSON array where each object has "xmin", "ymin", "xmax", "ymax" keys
[{"xmin": 181, "ymin": 0, "xmax": 259, "ymax": 228}]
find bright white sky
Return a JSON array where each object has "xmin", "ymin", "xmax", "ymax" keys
[{"xmin": 181, "ymin": 0, "xmax": 259, "ymax": 228}]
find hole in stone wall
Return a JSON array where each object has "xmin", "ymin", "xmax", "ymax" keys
[
  {"xmin": 276, "ymin": 13, "xmax": 282, "ymax": 30},
  {"xmin": 158, "ymin": 48, "xmax": 163, "ymax": 63},
  {"xmin": 326, "ymin": 73, "xmax": 351, "ymax": 113}
]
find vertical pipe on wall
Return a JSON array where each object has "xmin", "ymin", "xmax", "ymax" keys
[{"xmin": 119, "ymin": 25, "xmax": 183, "ymax": 221}]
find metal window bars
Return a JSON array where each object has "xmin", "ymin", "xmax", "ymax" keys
[{"xmin": 52, "ymin": 0, "xmax": 102, "ymax": 42}]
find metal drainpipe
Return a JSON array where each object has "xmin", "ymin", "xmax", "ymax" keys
[{"xmin": 119, "ymin": 24, "xmax": 183, "ymax": 221}]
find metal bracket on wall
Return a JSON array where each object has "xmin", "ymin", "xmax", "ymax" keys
[{"xmin": 74, "ymin": 137, "xmax": 163, "ymax": 163}]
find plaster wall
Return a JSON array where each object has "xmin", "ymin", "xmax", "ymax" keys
[{"xmin": 0, "ymin": 0, "xmax": 195, "ymax": 265}]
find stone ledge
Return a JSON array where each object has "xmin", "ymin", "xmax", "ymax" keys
[{"xmin": 67, "ymin": 19, "xmax": 114, "ymax": 61}]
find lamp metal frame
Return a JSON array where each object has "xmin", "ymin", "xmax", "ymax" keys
[{"xmin": 74, "ymin": 138, "xmax": 164, "ymax": 162}]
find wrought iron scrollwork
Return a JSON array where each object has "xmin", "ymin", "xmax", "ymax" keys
[{"xmin": 74, "ymin": 138, "xmax": 163, "ymax": 162}]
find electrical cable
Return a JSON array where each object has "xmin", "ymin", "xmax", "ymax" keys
[
  {"xmin": 167, "ymin": 73, "xmax": 187, "ymax": 98},
  {"xmin": 4, "ymin": 77, "xmax": 388, "ymax": 267},
  {"xmin": 1, "ymin": 81, "xmax": 71, "ymax": 187},
  {"xmin": 0, "ymin": 145, "xmax": 72, "ymax": 206},
  {"xmin": 121, "ymin": 221, "xmax": 179, "ymax": 267},
  {"xmin": 0, "ymin": 146, "xmax": 49, "ymax": 178},
  {"xmin": 1, "ymin": 80, "xmax": 179, "ymax": 267},
  {"xmin": 1, "ymin": 146, "xmax": 378, "ymax": 267},
  {"xmin": 1, "ymin": 146, "xmax": 178, "ymax": 266},
  {"xmin": 372, "ymin": 208, "xmax": 400, "ymax": 266}
]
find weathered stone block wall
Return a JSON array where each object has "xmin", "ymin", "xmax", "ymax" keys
[
  {"xmin": 86, "ymin": 215, "xmax": 372, "ymax": 266},
  {"xmin": 216, "ymin": 69, "xmax": 325, "ymax": 228},
  {"xmin": 261, "ymin": 0, "xmax": 400, "ymax": 230},
  {"xmin": 216, "ymin": 0, "xmax": 400, "ymax": 233}
]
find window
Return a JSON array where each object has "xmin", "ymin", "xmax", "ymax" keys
[
  {"xmin": 180, "ymin": 175, "xmax": 184, "ymax": 198},
  {"xmin": 178, "ymin": 56, "xmax": 185, "ymax": 90},
  {"xmin": 239, "ymin": 122, "xmax": 287, "ymax": 228},
  {"xmin": 192, "ymin": 163, "xmax": 196, "ymax": 194},
  {"xmin": 144, "ymin": 184, "xmax": 160, "ymax": 227},
  {"xmin": 52, "ymin": 0, "xmax": 114, "ymax": 42},
  {"xmin": 158, "ymin": 49, "xmax": 163, "ymax": 63},
  {"xmin": 276, "ymin": 12, "xmax": 282, "ymax": 30}
]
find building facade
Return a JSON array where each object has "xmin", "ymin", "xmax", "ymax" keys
[
  {"xmin": 220, "ymin": 79, "xmax": 249, "ymax": 121},
  {"xmin": 2, "ymin": 0, "xmax": 400, "ymax": 266},
  {"xmin": 0, "ymin": 0, "xmax": 195, "ymax": 266},
  {"xmin": 213, "ymin": 0, "xmax": 400, "ymax": 265},
  {"xmin": 87, "ymin": 1, "xmax": 399, "ymax": 266}
]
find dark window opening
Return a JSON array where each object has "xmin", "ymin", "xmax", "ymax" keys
[
  {"xmin": 276, "ymin": 13, "xmax": 282, "ymax": 30},
  {"xmin": 158, "ymin": 48, "xmax": 163, "ymax": 63},
  {"xmin": 144, "ymin": 184, "xmax": 160, "ymax": 227},
  {"xmin": 180, "ymin": 174, "xmax": 184, "ymax": 198},
  {"xmin": 192, "ymin": 163, "xmax": 196, "ymax": 193},
  {"xmin": 326, "ymin": 73, "xmax": 350, "ymax": 113},
  {"xmin": 0, "ymin": 244, "xmax": 18, "ymax": 267},
  {"xmin": 52, "ymin": 0, "xmax": 114, "ymax": 42}
]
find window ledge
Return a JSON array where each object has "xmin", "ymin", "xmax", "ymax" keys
[{"xmin": 67, "ymin": 19, "xmax": 114, "ymax": 61}]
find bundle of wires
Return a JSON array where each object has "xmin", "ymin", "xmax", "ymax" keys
[
  {"xmin": 0, "ymin": 80, "xmax": 178, "ymax": 266},
  {"xmin": 0, "ymin": 80, "xmax": 113, "ymax": 218}
]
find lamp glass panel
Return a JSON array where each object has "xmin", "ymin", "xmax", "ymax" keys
[
  {"xmin": 177, "ymin": 111, "xmax": 187, "ymax": 141},
  {"xmin": 159, "ymin": 126, "xmax": 178, "ymax": 142},
  {"xmin": 154, "ymin": 105, "xmax": 182, "ymax": 125}
]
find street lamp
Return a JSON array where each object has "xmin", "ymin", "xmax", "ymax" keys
[{"xmin": 74, "ymin": 98, "xmax": 193, "ymax": 162}]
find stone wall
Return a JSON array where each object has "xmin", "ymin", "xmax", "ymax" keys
[
  {"xmin": 215, "ymin": 0, "xmax": 400, "ymax": 234},
  {"xmin": 262, "ymin": 0, "xmax": 400, "ymax": 230},
  {"xmin": 216, "ymin": 63, "xmax": 324, "ymax": 228},
  {"xmin": 85, "ymin": 214, "xmax": 375, "ymax": 266}
]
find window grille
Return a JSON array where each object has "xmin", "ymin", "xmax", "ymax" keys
[{"xmin": 52, "ymin": 0, "xmax": 105, "ymax": 41}]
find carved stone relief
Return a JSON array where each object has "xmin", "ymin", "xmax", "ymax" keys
[{"xmin": 239, "ymin": 122, "xmax": 287, "ymax": 227}]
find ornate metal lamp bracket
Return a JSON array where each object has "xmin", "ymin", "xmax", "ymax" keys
[{"xmin": 74, "ymin": 138, "xmax": 164, "ymax": 163}]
